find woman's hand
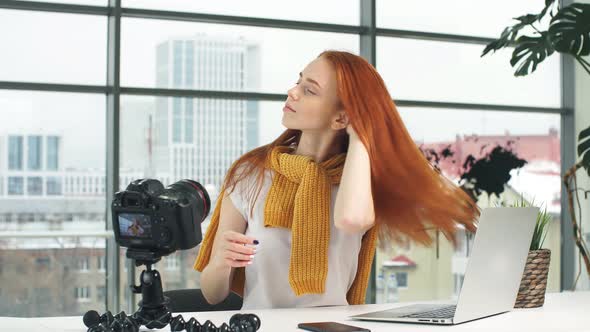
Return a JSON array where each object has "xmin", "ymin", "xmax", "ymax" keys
[{"xmin": 212, "ymin": 230, "xmax": 258, "ymax": 268}]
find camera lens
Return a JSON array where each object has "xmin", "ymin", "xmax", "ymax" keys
[{"xmin": 167, "ymin": 180, "xmax": 211, "ymax": 223}]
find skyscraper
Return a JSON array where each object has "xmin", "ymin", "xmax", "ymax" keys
[{"xmin": 154, "ymin": 35, "xmax": 260, "ymax": 191}]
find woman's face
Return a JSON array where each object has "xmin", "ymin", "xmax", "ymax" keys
[{"xmin": 282, "ymin": 56, "xmax": 347, "ymax": 132}]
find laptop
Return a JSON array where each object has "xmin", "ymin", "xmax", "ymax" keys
[{"xmin": 351, "ymin": 207, "xmax": 539, "ymax": 325}]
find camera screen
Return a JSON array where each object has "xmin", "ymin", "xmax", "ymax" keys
[{"xmin": 118, "ymin": 213, "xmax": 152, "ymax": 238}]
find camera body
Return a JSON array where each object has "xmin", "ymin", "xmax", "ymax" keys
[{"xmin": 112, "ymin": 179, "xmax": 210, "ymax": 260}]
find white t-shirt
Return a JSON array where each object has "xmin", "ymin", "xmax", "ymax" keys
[{"xmin": 228, "ymin": 167, "xmax": 365, "ymax": 309}]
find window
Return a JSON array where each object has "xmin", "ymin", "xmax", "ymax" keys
[
  {"xmin": 8, "ymin": 136, "xmax": 23, "ymax": 170},
  {"xmin": 173, "ymin": 97, "xmax": 182, "ymax": 143},
  {"xmin": 0, "ymin": 91, "xmax": 106, "ymax": 317},
  {"xmin": 75, "ymin": 286, "xmax": 91, "ymax": 302},
  {"xmin": 185, "ymin": 40, "xmax": 194, "ymax": 87},
  {"xmin": 377, "ymin": 37, "xmax": 560, "ymax": 107},
  {"xmin": 98, "ymin": 255, "xmax": 106, "ymax": 272},
  {"xmin": 96, "ymin": 286, "xmax": 106, "ymax": 302},
  {"xmin": 0, "ymin": 10, "xmax": 107, "ymax": 85},
  {"xmin": 16, "ymin": 0, "xmax": 106, "ymax": 4},
  {"xmin": 46, "ymin": 136, "xmax": 59, "ymax": 170},
  {"xmin": 185, "ymin": 98, "xmax": 193, "ymax": 143},
  {"xmin": 8, "ymin": 177, "xmax": 24, "ymax": 195},
  {"xmin": 123, "ymin": 0, "xmax": 359, "ymax": 25},
  {"xmin": 121, "ymin": 19, "xmax": 358, "ymax": 92},
  {"xmin": 27, "ymin": 177, "xmax": 43, "ymax": 196},
  {"xmin": 46, "ymin": 177, "xmax": 62, "ymax": 196},
  {"xmin": 77, "ymin": 256, "xmax": 90, "ymax": 272},
  {"xmin": 173, "ymin": 40, "xmax": 183, "ymax": 88},
  {"xmin": 396, "ymin": 272, "xmax": 408, "ymax": 288},
  {"xmin": 0, "ymin": 0, "xmax": 571, "ymax": 318},
  {"xmin": 27, "ymin": 136, "xmax": 42, "ymax": 170},
  {"xmin": 374, "ymin": 109, "xmax": 562, "ymax": 302},
  {"xmin": 165, "ymin": 255, "xmax": 179, "ymax": 270},
  {"xmin": 377, "ymin": 0, "xmax": 548, "ymax": 38},
  {"xmin": 35, "ymin": 257, "xmax": 51, "ymax": 271}
]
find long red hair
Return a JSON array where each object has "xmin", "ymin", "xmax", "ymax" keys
[{"xmin": 222, "ymin": 50, "xmax": 479, "ymax": 246}]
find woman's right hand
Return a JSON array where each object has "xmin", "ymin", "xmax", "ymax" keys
[{"xmin": 213, "ymin": 230, "xmax": 258, "ymax": 268}]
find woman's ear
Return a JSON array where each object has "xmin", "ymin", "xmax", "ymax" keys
[{"xmin": 332, "ymin": 111, "xmax": 349, "ymax": 131}]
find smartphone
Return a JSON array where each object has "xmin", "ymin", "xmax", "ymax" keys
[{"xmin": 298, "ymin": 322, "xmax": 371, "ymax": 332}]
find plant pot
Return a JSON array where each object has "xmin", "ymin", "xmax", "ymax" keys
[{"xmin": 514, "ymin": 249, "xmax": 551, "ymax": 308}]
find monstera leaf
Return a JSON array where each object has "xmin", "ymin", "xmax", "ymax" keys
[
  {"xmin": 483, "ymin": 1, "xmax": 590, "ymax": 76},
  {"xmin": 549, "ymin": 3, "xmax": 590, "ymax": 57},
  {"xmin": 482, "ymin": 0, "xmax": 555, "ymax": 57},
  {"xmin": 511, "ymin": 34, "xmax": 555, "ymax": 76},
  {"xmin": 578, "ymin": 125, "xmax": 590, "ymax": 177},
  {"xmin": 482, "ymin": 19, "xmax": 532, "ymax": 57}
]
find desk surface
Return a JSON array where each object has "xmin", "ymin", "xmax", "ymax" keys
[{"xmin": 2, "ymin": 292, "xmax": 589, "ymax": 332}]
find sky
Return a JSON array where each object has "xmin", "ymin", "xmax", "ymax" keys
[{"xmin": 0, "ymin": 0, "xmax": 562, "ymax": 170}]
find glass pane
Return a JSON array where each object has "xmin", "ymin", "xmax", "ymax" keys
[
  {"xmin": 119, "ymin": 96, "xmax": 284, "ymax": 301},
  {"xmin": 0, "ymin": 90, "xmax": 106, "ymax": 223},
  {"xmin": 121, "ymin": 18, "xmax": 359, "ymax": 92},
  {"xmin": 8, "ymin": 136, "xmax": 23, "ymax": 170},
  {"xmin": 0, "ymin": 91, "xmax": 107, "ymax": 316},
  {"xmin": 120, "ymin": 95, "xmax": 284, "ymax": 204},
  {"xmin": 0, "ymin": 10, "xmax": 107, "ymax": 85},
  {"xmin": 375, "ymin": 108, "xmax": 561, "ymax": 303},
  {"xmin": 123, "ymin": 0, "xmax": 359, "ymax": 25},
  {"xmin": 0, "ymin": 237, "xmax": 107, "ymax": 316},
  {"xmin": 15, "ymin": 0, "xmax": 106, "ymax": 5},
  {"xmin": 377, "ymin": 0, "xmax": 547, "ymax": 38},
  {"xmin": 377, "ymin": 37, "xmax": 561, "ymax": 107}
]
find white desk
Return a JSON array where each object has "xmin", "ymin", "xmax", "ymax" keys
[{"xmin": 2, "ymin": 292, "xmax": 589, "ymax": 332}]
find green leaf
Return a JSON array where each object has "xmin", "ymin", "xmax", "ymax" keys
[
  {"xmin": 578, "ymin": 133, "xmax": 590, "ymax": 157},
  {"xmin": 515, "ymin": 13, "xmax": 540, "ymax": 25},
  {"xmin": 541, "ymin": 0, "xmax": 556, "ymax": 19},
  {"xmin": 578, "ymin": 124, "xmax": 590, "ymax": 142},
  {"xmin": 549, "ymin": 3, "xmax": 590, "ymax": 56},
  {"xmin": 583, "ymin": 151, "xmax": 590, "ymax": 178},
  {"xmin": 482, "ymin": 0, "xmax": 556, "ymax": 58},
  {"xmin": 482, "ymin": 26, "xmax": 522, "ymax": 57},
  {"xmin": 510, "ymin": 34, "xmax": 554, "ymax": 76},
  {"xmin": 579, "ymin": 125, "xmax": 590, "ymax": 177},
  {"xmin": 577, "ymin": 128, "xmax": 590, "ymax": 157}
]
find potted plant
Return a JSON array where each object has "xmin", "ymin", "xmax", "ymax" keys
[
  {"xmin": 505, "ymin": 198, "xmax": 552, "ymax": 308},
  {"xmin": 482, "ymin": 0, "xmax": 590, "ymax": 286}
]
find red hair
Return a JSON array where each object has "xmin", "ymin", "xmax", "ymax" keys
[{"xmin": 222, "ymin": 50, "xmax": 479, "ymax": 246}]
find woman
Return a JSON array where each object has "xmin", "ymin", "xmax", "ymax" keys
[{"xmin": 194, "ymin": 50, "xmax": 479, "ymax": 310}]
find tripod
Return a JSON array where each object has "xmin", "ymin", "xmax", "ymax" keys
[{"xmin": 83, "ymin": 255, "xmax": 260, "ymax": 332}]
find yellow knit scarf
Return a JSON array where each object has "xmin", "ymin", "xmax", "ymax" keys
[{"xmin": 194, "ymin": 145, "xmax": 378, "ymax": 304}]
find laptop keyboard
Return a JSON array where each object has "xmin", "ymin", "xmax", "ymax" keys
[{"xmin": 403, "ymin": 305, "xmax": 457, "ymax": 319}]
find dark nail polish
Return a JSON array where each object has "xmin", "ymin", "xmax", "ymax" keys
[{"xmin": 253, "ymin": 240, "xmax": 259, "ymax": 245}]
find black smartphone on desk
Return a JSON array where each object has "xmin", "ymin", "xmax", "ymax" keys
[{"xmin": 298, "ymin": 322, "xmax": 370, "ymax": 332}]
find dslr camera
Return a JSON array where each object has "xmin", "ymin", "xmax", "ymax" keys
[{"xmin": 111, "ymin": 179, "xmax": 210, "ymax": 262}]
